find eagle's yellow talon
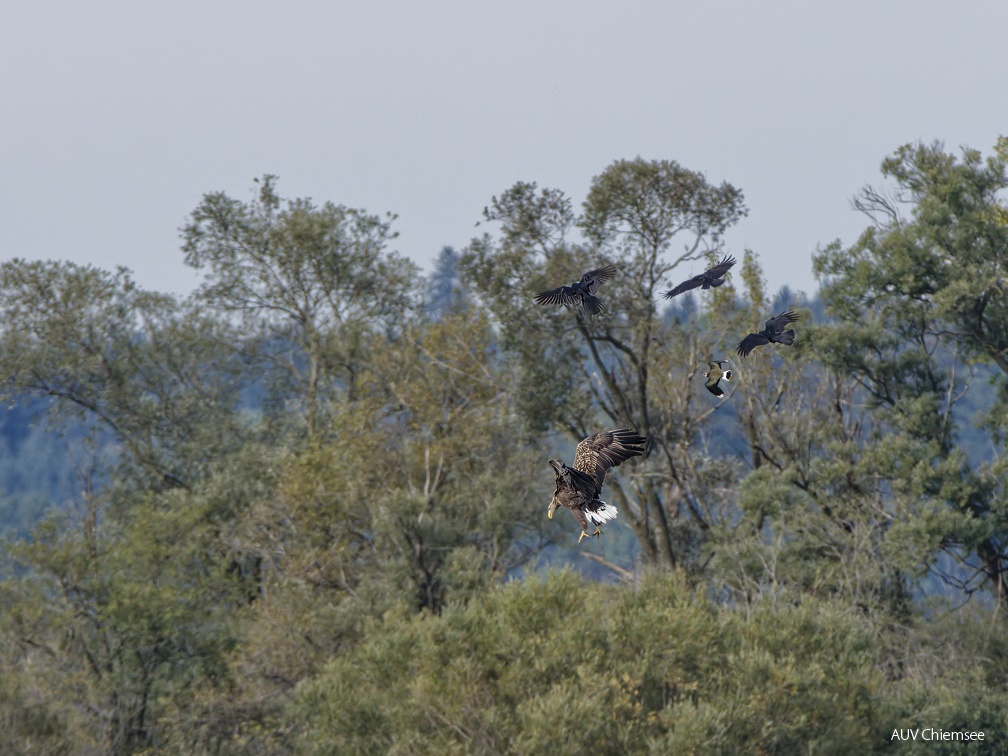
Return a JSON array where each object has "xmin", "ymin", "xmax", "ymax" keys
[{"xmin": 578, "ymin": 530, "xmax": 589, "ymax": 543}]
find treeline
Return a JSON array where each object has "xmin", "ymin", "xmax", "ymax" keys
[{"xmin": 1, "ymin": 142, "xmax": 1007, "ymax": 753}]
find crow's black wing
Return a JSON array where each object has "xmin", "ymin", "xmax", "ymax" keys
[
  {"xmin": 581, "ymin": 265, "xmax": 617, "ymax": 295},
  {"xmin": 737, "ymin": 332, "xmax": 770, "ymax": 358},
  {"xmin": 704, "ymin": 254, "xmax": 737, "ymax": 279},
  {"xmin": 765, "ymin": 310, "xmax": 799, "ymax": 334},
  {"xmin": 662, "ymin": 275, "xmax": 703, "ymax": 299},
  {"xmin": 534, "ymin": 286, "xmax": 580, "ymax": 308}
]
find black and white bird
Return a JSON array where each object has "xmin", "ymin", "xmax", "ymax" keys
[
  {"xmin": 547, "ymin": 429, "xmax": 646, "ymax": 543},
  {"xmin": 663, "ymin": 254, "xmax": 737, "ymax": 299},
  {"xmin": 534, "ymin": 265, "xmax": 617, "ymax": 317},
  {"xmin": 703, "ymin": 360, "xmax": 733, "ymax": 397},
  {"xmin": 736, "ymin": 310, "xmax": 800, "ymax": 358}
]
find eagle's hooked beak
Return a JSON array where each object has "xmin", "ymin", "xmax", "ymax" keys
[{"xmin": 547, "ymin": 461, "xmax": 562, "ymax": 519}]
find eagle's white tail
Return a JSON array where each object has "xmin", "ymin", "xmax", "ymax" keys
[
  {"xmin": 585, "ymin": 502, "xmax": 619, "ymax": 524},
  {"xmin": 723, "ymin": 369, "xmax": 733, "ymax": 382}
]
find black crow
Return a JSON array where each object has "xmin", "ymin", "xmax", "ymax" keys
[
  {"xmin": 663, "ymin": 254, "xmax": 737, "ymax": 299},
  {"xmin": 534, "ymin": 265, "xmax": 616, "ymax": 316},
  {"xmin": 737, "ymin": 310, "xmax": 799, "ymax": 358}
]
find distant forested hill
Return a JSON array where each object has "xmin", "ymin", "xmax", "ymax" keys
[{"xmin": 0, "ymin": 399, "xmax": 82, "ymax": 536}]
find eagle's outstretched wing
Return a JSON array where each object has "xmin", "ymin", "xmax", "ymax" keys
[{"xmin": 573, "ymin": 428, "xmax": 647, "ymax": 495}]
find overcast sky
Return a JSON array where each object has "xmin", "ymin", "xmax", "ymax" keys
[{"xmin": 2, "ymin": 2, "xmax": 1005, "ymax": 299}]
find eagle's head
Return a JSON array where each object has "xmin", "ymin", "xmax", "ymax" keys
[{"xmin": 547, "ymin": 459, "xmax": 564, "ymax": 518}]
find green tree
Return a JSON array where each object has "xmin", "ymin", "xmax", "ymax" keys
[
  {"xmin": 237, "ymin": 307, "xmax": 550, "ymax": 618},
  {"xmin": 461, "ymin": 159, "xmax": 749, "ymax": 572},
  {"xmin": 426, "ymin": 245, "xmax": 469, "ymax": 318},
  {"xmin": 190, "ymin": 308, "xmax": 553, "ymax": 749},
  {"xmin": 0, "ymin": 479, "xmax": 252, "ymax": 754},
  {"xmin": 289, "ymin": 571, "xmax": 934, "ymax": 754},
  {"xmin": 811, "ymin": 139, "xmax": 1008, "ymax": 611},
  {"xmin": 0, "ymin": 181, "xmax": 558, "ymax": 751},
  {"xmin": 182, "ymin": 175, "xmax": 419, "ymax": 438},
  {"xmin": 0, "ymin": 259, "xmax": 245, "ymax": 491},
  {"xmin": 0, "ymin": 257, "xmax": 284, "ymax": 752}
]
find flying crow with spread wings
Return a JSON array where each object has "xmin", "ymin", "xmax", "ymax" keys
[
  {"xmin": 703, "ymin": 360, "xmax": 733, "ymax": 397},
  {"xmin": 547, "ymin": 428, "xmax": 647, "ymax": 543},
  {"xmin": 663, "ymin": 254, "xmax": 736, "ymax": 299},
  {"xmin": 736, "ymin": 310, "xmax": 799, "ymax": 357},
  {"xmin": 534, "ymin": 265, "xmax": 617, "ymax": 317}
]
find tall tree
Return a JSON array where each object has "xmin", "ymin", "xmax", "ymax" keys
[
  {"xmin": 182, "ymin": 175, "xmax": 419, "ymax": 437},
  {"xmin": 0, "ymin": 259, "xmax": 245, "ymax": 491},
  {"xmin": 426, "ymin": 245, "xmax": 469, "ymax": 318},
  {"xmin": 0, "ymin": 259, "xmax": 266, "ymax": 751},
  {"xmin": 0, "ymin": 470, "xmax": 256, "ymax": 753},
  {"xmin": 812, "ymin": 140, "xmax": 1008, "ymax": 611},
  {"xmin": 461, "ymin": 159, "xmax": 749, "ymax": 571}
]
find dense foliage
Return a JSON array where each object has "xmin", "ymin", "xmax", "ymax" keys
[
  {"xmin": 1, "ymin": 142, "xmax": 1007, "ymax": 753},
  {"xmin": 293, "ymin": 572, "xmax": 1008, "ymax": 755}
]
